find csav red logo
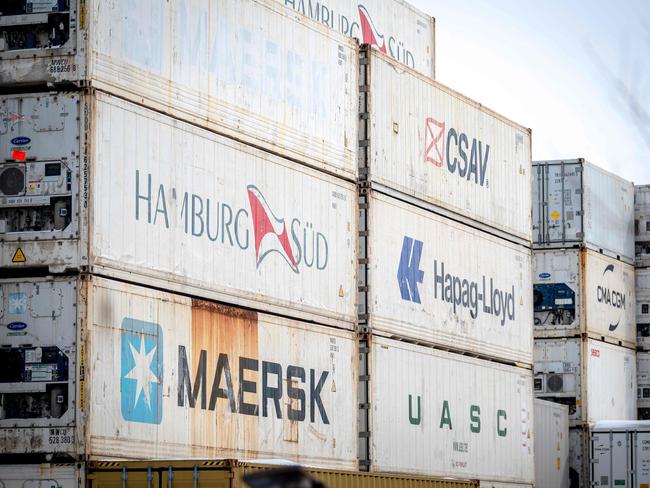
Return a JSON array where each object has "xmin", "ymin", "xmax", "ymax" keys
[
  {"xmin": 424, "ymin": 117, "xmax": 445, "ymax": 167},
  {"xmin": 591, "ymin": 348, "xmax": 600, "ymax": 357},
  {"xmin": 358, "ymin": 5, "xmax": 387, "ymax": 54},
  {"xmin": 247, "ymin": 185, "xmax": 299, "ymax": 274}
]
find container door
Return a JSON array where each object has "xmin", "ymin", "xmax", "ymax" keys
[
  {"xmin": 592, "ymin": 431, "xmax": 630, "ymax": 487},
  {"xmin": 635, "ymin": 431, "xmax": 650, "ymax": 488},
  {"xmin": 536, "ymin": 161, "xmax": 583, "ymax": 246}
]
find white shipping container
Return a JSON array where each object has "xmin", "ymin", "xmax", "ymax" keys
[
  {"xmin": 534, "ymin": 399, "xmax": 569, "ymax": 488},
  {"xmin": 533, "ymin": 338, "xmax": 637, "ymax": 425},
  {"xmin": 638, "ymin": 268, "xmax": 650, "ymax": 349},
  {"xmin": 365, "ymin": 192, "xmax": 533, "ymax": 365},
  {"xmin": 533, "ymin": 159, "xmax": 635, "ymax": 262},
  {"xmin": 367, "ymin": 336, "xmax": 534, "ymax": 484},
  {"xmin": 533, "ymin": 248, "xmax": 636, "ymax": 348},
  {"xmin": 360, "ymin": 47, "xmax": 532, "ymax": 244},
  {"xmin": 279, "ymin": 0, "xmax": 435, "ymax": 78},
  {"xmin": 636, "ymin": 185, "xmax": 650, "ymax": 248},
  {"xmin": 0, "ymin": 91, "xmax": 357, "ymax": 327},
  {"xmin": 590, "ymin": 421, "xmax": 650, "ymax": 488},
  {"xmin": 0, "ymin": 0, "xmax": 359, "ymax": 179},
  {"xmin": 0, "ymin": 275, "xmax": 358, "ymax": 467}
]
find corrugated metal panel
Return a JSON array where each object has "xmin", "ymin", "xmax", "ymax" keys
[
  {"xmin": 532, "ymin": 159, "xmax": 635, "ymax": 263},
  {"xmin": 239, "ymin": 463, "xmax": 479, "ymax": 488},
  {"xmin": 368, "ymin": 336, "xmax": 534, "ymax": 484},
  {"xmin": 0, "ymin": 91, "xmax": 358, "ymax": 327},
  {"xmin": 533, "ymin": 338, "xmax": 637, "ymax": 425},
  {"xmin": 0, "ymin": 276, "xmax": 358, "ymax": 468},
  {"xmin": 534, "ymin": 399, "xmax": 569, "ymax": 488},
  {"xmin": 1, "ymin": 0, "xmax": 359, "ymax": 180},
  {"xmin": 278, "ymin": 0, "xmax": 435, "ymax": 78},
  {"xmin": 368, "ymin": 192, "xmax": 533, "ymax": 365},
  {"xmin": 363, "ymin": 47, "xmax": 532, "ymax": 244},
  {"xmin": 0, "ymin": 463, "xmax": 83, "ymax": 488},
  {"xmin": 533, "ymin": 248, "xmax": 636, "ymax": 348}
]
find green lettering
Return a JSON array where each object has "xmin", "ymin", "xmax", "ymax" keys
[
  {"xmin": 470, "ymin": 404, "xmax": 481, "ymax": 433},
  {"xmin": 439, "ymin": 400, "xmax": 452, "ymax": 430},
  {"xmin": 497, "ymin": 409, "xmax": 507, "ymax": 437},
  {"xmin": 408, "ymin": 394, "xmax": 421, "ymax": 425}
]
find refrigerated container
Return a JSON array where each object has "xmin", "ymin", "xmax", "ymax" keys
[
  {"xmin": 590, "ymin": 420, "xmax": 650, "ymax": 488},
  {"xmin": 0, "ymin": 0, "xmax": 358, "ymax": 180},
  {"xmin": 0, "ymin": 461, "xmax": 480, "ymax": 488},
  {"xmin": 636, "ymin": 185, "xmax": 650, "ymax": 267},
  {"xmin": 0, "ymin": 91, "xmax": 357, "ymax": 328},
  {"xmin": 533, "ymin": 248, "xmax": 636, "ymax": 348},
  {"xmin": 533, "ymin": 338, "xmax": 636, "ymax": 425},
  {"xmin": 638, "ymin": 352, "xmax": 650, "ymax": 420},
  {"xmin": 358, "ymin": 46, "xmax": 532, "ymax": 245},
  {"xmin": 0, "ymin": 275, "xmax": 358, "ymax": 467},
  {"xmin": 569, "ymin": 426, "xmax": 589, "ymax": 488},
  {"xmin": 534, "ymin": 399, "xmax": 569, "ymax": 488},
  {"xmin": 533, "ymin": 159, "xmax": 635, "ymax": 263},
  {"xmin": 361, "ymin": 191, "xmax": 533, "ymax": 365},
  {"xmin": 363, "ymin": 335, "xmax": 534, "ymax": 484},
  {"xmin": 638, "ymin": 268, "xmax": 650, "ymax": 348},
  {"xmin": 278, "ymin": 0, "xmax": 435, "ymax": 78}
]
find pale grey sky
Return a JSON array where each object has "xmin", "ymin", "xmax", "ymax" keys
[{"xmin": 409, "ymin": 0, "xmax": 650, "ymax": 185}]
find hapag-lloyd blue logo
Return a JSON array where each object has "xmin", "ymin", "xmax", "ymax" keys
[
  {"xmin": 396, "ymin": 236, "xmax": 516, "ymax": 324},
  {"xmin": 121, "ymin": 318, "xmax": 163, "ymax": 424}
]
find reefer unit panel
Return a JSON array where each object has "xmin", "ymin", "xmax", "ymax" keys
[
  {"xmin": 0, "ymin": 91, "xmax": 357, "ymax": 327},
  {"xmin": 368, "ymin": 336, "xmax": 534, "ymax": 484},
  {"xmin": 533, "ymin": 338, "xmax": 637, "ymax": 425},
  {"xmin": 533, "ymin": 159, "xmax": 635, "ymax": 262},
  {"xmin": 367, "ymin": 192, "xmax": 533, "ymax": 365},
  {"xmin": 638, "ymin": 351, "xmax": 650, "ymax": 419},
  {"xmin": 637, "ymin": 268, "xmax": 650, "ymax": 348},
  {"xmin": 636, "ymin": 185, "xmax": 650, "ymax": 267},
  {"xmin": 534, "ymin": 399, "xmax": 570, "ymax": 488},
  {"xmin": 279, "ymin": 0, "xmax": 436, "ymax": 78},
  {"xmin": 0, "ymin": 0, "xmax": 359, "ymax": 180},
  {"xmin": 0, "ymin": 276, "xmax": 358, "ymax": 468},
  {"xmin": 0, "ymin": 463, "xmax": 83, "ymax": 488},
  {"xmin": 360, "ymin": 46, "xmax": 532, "ymax": 245},
  {"xmin": 533, "ymin": 248, "xmax": 636, "ymax": 347}
]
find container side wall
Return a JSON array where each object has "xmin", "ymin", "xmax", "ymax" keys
[
  {"xmin": 90, "ymin": 93, "xmax": 357, "ymax": 326},
  {"xmin": 278, "ymin": 0, "xmax": 435, "ymax": 78},
  {"xmin": 583, "ymin": 250, "xmax": 636, "ymax": 346},
  {"xmin": 368, "ymin": 51, "xmax": 531, "ymax": 243},
  {"xmin": 87, "ymin": 0, "xmax": 358, "ymax": 179},
  {"xmin": 369, "ymin": 192, "xmax": 533, "ymax": 364},
  {"xmin": 87, "ymin": 277, "xmax": 358, "ymax": 468},
  {"xmin": 369, "ymin": 336, "xmax": 534, "ymax": 483},
  {"xmin": 583, "ymin": 162, "xmax": 635, "ymax": 261},
  {"xmin": 585, "ymin": 339, "xmax": 636, "ymax": 423},
  {"xmin": 534, "ymin": 399, "xmax": 569, "ymax": 488}
]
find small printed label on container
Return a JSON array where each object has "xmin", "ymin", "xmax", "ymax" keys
[
  {"xmin": 25, "ymin": 348, "xmax": 42, "ymax": 363},
  {"xmin": 48, "ymin": 428, "xmax": 74, "ymax": 446},
  {"xmin": 26, "ymin": 364, "xmax": 55, "ymax": 382},
  {"xmin": 592, "ymin": 348, "xmax": 600, "ymax": 357}
]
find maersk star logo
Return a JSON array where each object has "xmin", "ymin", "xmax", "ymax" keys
[{"xmin": 120, "ymin": 318, "xmax": 163, "ymax": 424}]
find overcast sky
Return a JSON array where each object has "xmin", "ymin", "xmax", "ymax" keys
[{"xmin": 408, "ymin": 0, "xmax": 650, "ymax": 185}]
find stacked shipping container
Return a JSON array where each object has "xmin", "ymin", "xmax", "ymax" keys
[
  {"xmin": 636, "ymin": 186, "xmax": 650, "ymax": 421},
  {"xmin": 532, "ymin": 159, "xmax": 637, "ymax": 488},
  {"xmin": 356, "ymin": 46, "xmax": 534, "ymax": 487},
  {"xmin": 0, "ymin": 1, "xmax": 538, "ymax": 487}
]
